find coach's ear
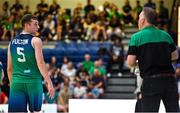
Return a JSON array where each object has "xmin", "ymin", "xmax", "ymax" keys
[{"xmin": 127, "ymin": 55, "xmax": 137, "ymax": 68}]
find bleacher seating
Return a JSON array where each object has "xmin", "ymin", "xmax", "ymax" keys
[{"xmin": 0, "ymin": 42, "xmax": 112, "ymax": 70}]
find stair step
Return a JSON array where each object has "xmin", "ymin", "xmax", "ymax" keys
[
  {"xmin": 102, "ymin": 93, "xmax": 136, "ymax": 99},
  {"xmin": 108, "ymin": 78, "xmax": 136, "ymax": 85},
  {"xmin": 106, "ymin": 85, "xmax": 136, "ymax": 93}
]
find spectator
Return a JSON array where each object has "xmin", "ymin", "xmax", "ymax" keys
[
  {"xmin": 89, "ymin": 60, "xmax": 106, "ymax": 77},
  {"xmin": 51, "ymin": 68, "xmax": 63, "ymax": 92},
  {"xmin": 157, "ymin": 0, "xmax": 169, "ymax": 26},
  {"xmin": 61, "ymin": 56, "xmax": 70, "ymax": 73},
  {"xmin": 69, "ymin": 16, "xmax": 84, "ymax": 41},
  {"xmin": 50, "ymin": 56, "xmax": 58, "ymax": 69},
  {"xmin": 122, "ymin": 0, "xmax": 133, "ymax": 24},
  {"xmin": 49, "ymin": 0, "xmax": 60, "ymax": 15},
  {"xmin": 133, "ymin": 0, "xmax": 143, "ymax": 24},
  {"xmin": 23, "ymin": 5, "xmax": 32, "ymax": 15},
  {"xmin": 79, "ymin": 71, "xmax": 89, "ymax": 87},
  {"xmin": 84, "ymin": 0, "xmax": 95, "ymax": 17},
  {"xmin": 73, "ymin": 81, "xmax": 87, "ymax": 99},
  {"xmin": 106, "ymin": 15, "xmax": 124, "ymax": 39},
  {"xmin": 83, "ymin": 17, "xmax": 95, "ymax": 41},
  {"xmin": 34, "ymin": 1, "xmax": 49, "ymax": 30},
  {"xmin": 57, "ymin": 83, "xmax": 72, "ymax": 113},
  {"xmin": 0, "ymin": 90, "xmax": 8, "ymax": 104},
  {"xmin": 53, "ymin": 24, "xmax": 62, "ymax": 41},
  {"xmin": 41, "ymin": 14, "xmax": 55, "ymax": 41},
  {"xmin": 144, "ymin": 0, "xmax": 156, "ymax": 9},
  {"xmin": 108, "ymin": 36, "xmax": 124, "ymax": 75},
  {"xmin": 82, "ymin": 54, "xmax": 94, "ymax": 73},
  {"xmin": 61, "ymin": 61, "xmax": 77, "ymax": 85},
  {"xmin": 37, "ymin": 0, "xmax": 49, "ymax": 13},
  {"xmin": 162, "ymin": 24, "xmax": 177, "ymax": 45},
  {"xmin": 44, "ymin": 68, "xmax": 63, "ymax": 104},
  {"xmin": 1, "ymin": 1, "xmax": 10, "ymax": 20},
  {"xmin": 2, "ymin": 14, "xmax": 15, "ymax": 41},
  {"xmin": 91, "ymin": 69, "xmax": 105, "ymax": 98},
  {"xmin": 10, "ymin": 0, "xmax": 24, "ymax": 15}
]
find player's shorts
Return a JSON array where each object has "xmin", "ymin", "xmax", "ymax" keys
[{"xmin": 8, "ymin": 82, "xmax": 43, "ymax": 112}]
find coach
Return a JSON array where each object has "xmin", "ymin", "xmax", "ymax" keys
[{"xmin": 127, "ymin": 7, "xmax": 179, "ymax": 112}]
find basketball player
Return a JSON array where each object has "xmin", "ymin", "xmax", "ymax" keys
[{"xmin": 7, "ymin": 14, "xmax": 55, "ymax": 112}]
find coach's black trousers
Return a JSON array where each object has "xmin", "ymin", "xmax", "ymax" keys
[{"xmin": 141, "ymin": 75, "xmax": 180, "ymax": 112}]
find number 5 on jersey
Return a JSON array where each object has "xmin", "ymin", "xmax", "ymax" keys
[{"xmin": 17, "ymin": 47, "xmax": 26, "ymax": 62}]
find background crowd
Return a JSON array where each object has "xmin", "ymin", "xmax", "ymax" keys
[
  {"xmin": 0, "ymin": 0, "xmax": 171, "ymax": 42},
  {"xmin": 0, "ymin": 0, "xmax": 178, "ymax": 112}
]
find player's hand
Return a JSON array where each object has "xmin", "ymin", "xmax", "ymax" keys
[{"xmin": 47, "ymin": 81, "xmax": 55, "ymax": 99}]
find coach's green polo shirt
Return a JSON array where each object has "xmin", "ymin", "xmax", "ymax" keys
[{"xmin": 128, "ymin": 25, "xmax": 176, "ymax": 77}]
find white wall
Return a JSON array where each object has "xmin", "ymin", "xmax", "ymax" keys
[
  {"xmin": 69, "ymin": 99, "xmax": 168, "ymax": 113},
  {"xmin": 0, "ymin": 0, "xmax": 174, "ymax": 15}
]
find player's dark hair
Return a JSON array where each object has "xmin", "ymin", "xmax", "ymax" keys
[
  {"xmin": 143, "ymin": 7, "xmax": 157, "ymax": 25},
  {"xmin": 21, "ymin": 14, "xmax": 37, "ymax": 27}
]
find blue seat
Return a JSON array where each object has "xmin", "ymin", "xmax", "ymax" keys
[{"xmin": 51, "ymin": 49, "xmax": 64, "ymax": 56}]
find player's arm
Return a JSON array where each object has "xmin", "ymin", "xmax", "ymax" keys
[
  {"xmin": 7, "ymin": 43, "xmax": 12, "ymax": 85},
  {"xmin": 32, "ymin": 37, "xmax": 55, "ymax": 98},
  {"xmin": 127, "ymin": 55, "xmax": 137, "ymax": 68}
]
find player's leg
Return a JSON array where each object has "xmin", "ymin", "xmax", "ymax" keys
[
  {"xmin": 8, "ymin": 83, "xmax": 27, "ymax": 112},
  {"xmin": 26, "ymin": 82, "xmax": 43, "ymax": 112}
]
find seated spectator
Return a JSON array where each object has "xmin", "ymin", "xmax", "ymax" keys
[
  {"xmin": 1, "ymin": 1, "xmax": 10, "ymax": 20},
  {"xmin": 10, "ymin": 0, "xmax": 23, "ymax": 15},
  {"xmin": 89, "ymin": 60, "xmax": 106, "ymax": 77},
  {"xmin": 69, "ymin": 16, "xmax": 84, "ymax": 41},
  {"xmin": 107, "ymin": 37, "xmax": 124, "ymax": 75},
  {"xmin": 50, "ymin": 56, "xmax": 58, "ymax": 69},
  {"xmin": 84, "ymin": 0, "xmax": 95, "ymax": 17},
  {"xmin": 83, "ymin": 17, "xmax": 95, "ymax": 41},
  {"xmin": 53, "ymin": 24, "xmax": 63, "ymax": 41},
  {"xmin": 157, "ymin": 0, "xmax": 169, "ymax": 26},
  {"xmin": 106, "ymin": 15, "xmax": 125, "ymax": 40},
  {"xmin": 144, "ymin": 0, "xmax": 156, "ymax": 9},
  {"xmin": 61, "ymin": 61, "xmax": 77, "ymax": 85},
  {"xmin": 91, "ymin": 69, "xmax": 105, "ymax": 98},
  {"xmin": 0, "ymin": 90, "xmax": 8, "ymax": 104},
  {"xmin": 61, "ymin": 56, "xmax": 70, "ymax": 73},
  {"xmin": 73, "ymin": 81, "xmax": 87, "ymax": 99},
  {"xmin": 2, "ymin": 14, "xmax": 15, "ymax": 41},
  {"xmin": 82, "ymin": 54, "xmax": 94, "ymax": 73},
  {"xmin": 41, "ymin": 14, "xmax": 55, "ymax": 41},
  {"xmin": 133, "ymin": 0, "xmax": 143, "ymax": 24},
  {"xmin": 57, "ymin": 83, "xmax": 72, "ymax": 113},
  {"xmin": 44, "ymin": 68, "xmax": 63, "ymax": 104},
  {"xmin": 23, "ymin": 5, "xmax": 32, "ymax": 15},
  {"xmin": 51, "ymin": 68, "xmax": 64, "ymax": 92},
  {"xmin": 37, "ymin": 0, "xmax": 49, "ymax": 13},
  {"xmin": 122, "ymin": 0, "xmax": 133, "ymax": 24},
  {"xmin": 49, "ymin": 0, "xmax": 60, "ymax": 15},
  {"xmin": 79, "ymin": 71, "xmax": 89, "ymax": 87}
]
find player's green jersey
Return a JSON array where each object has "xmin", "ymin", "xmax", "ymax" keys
[{"xmin": 10, "ymin": 34, "xmax": 42, "ymax": 83}]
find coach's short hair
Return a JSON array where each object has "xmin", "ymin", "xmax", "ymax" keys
[
  {"xmin": 142, "ymin": 7, "xmax": 157, "ymax": 25},
  {"xmin": 21, "ymin": 14, "xmax": 37, "ymax": 27}
]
